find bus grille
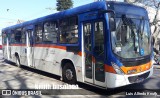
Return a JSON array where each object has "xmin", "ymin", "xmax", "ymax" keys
[
  {"xmin": 128, "ymin": 71, "xmax": 150, "ymax": 83},
  {"xmin": 121, "ymin": 56, "xmax": 150, "ymax": 67}
]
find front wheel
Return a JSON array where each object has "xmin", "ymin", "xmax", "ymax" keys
[{"xmin": 62, "ymin": 63, "xmax": 77, "ymax": 84}]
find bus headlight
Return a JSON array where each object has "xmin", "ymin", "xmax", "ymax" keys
[{"xmin": 111, "ymin": 62, "xmax": 124, "ymax": 75}]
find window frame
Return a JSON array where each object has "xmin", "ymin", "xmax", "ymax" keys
[
  {"xmin": 43, "ymin": 20, "xmax": 58, "ymax": 44},
  {"xmin": 59, "ymin": 16, "xmax": 79, "ymax": 44},
  {"xmin": 14, "ymin": 28, "xmax": 23, "ymax": 44},
  {"xmin": 21, "ymin": 28, "xmax": 26, "ymax": 44},
  {"xmin": 35, "ymin": 24, "xmax": 43, "ymax": 44},
  {"xmin": 2, "ymin": 32, "xmax": 7, "ymax": 44}
]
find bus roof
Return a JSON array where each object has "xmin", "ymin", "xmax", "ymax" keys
[{"xmin": 2, "ymin": 1, "xmax": 147, "ymax": 32}]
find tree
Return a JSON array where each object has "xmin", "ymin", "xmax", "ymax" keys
[{"xmin": 56, "ymin": 0, "xmax": 73, "ymax": 11}]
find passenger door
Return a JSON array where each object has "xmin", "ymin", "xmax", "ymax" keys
[
  {"xmin": 83, "ymin": 21, "xmax": 106, "ymax": 87},
  {"xmin": 25, "ymin": 26, "xmax": 34, "ymax": 67},
  {"xmin": 6, "ymin": 34, "xmax": 11, "ymax": 60}
]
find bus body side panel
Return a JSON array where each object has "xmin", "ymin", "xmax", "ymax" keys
[
  {"xmin": 33, "ymin": 46, "xmax": 46, "ymax": 70},
  {"xmin": 54, "ymin": 47, "xmax": 82, "ymax": 80},
  {"xmin": 10, "ymin": 45, "xmax": 21, "ymax": 63},
  {"xmin": 32, "ymin": 45, "xmax": 83, "ymax": 82},
  {"xmin": 3, "ymin": 46, "xmax": 9, "ymax": 60},
  {"xmin": 20, "ymin": 45, "xmax": 28, "ymax": 66},
  {"xmin": 2, "ymin": 45, "xmax": 6, "ymax": 59}
]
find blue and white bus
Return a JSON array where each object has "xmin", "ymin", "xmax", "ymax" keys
[{"xmin": 2, "ymin": 1, "xmax": 153, "ymax": 88}]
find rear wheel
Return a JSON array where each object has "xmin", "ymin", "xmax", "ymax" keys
[
  {"xmin": 62, "ymin": 63, "xmax": 77, "ymax": 84},
  {"xmin": 15, "ymin": 55, "xmax": 21, "ymax": 67}
]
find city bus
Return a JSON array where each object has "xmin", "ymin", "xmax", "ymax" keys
[{"xmin": 2, "ymin": 1, "xmax": 153, "ymax": 89}]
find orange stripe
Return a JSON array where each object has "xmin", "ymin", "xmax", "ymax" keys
[
  {"xmin": 7, "ymin": 44, "xmax": 82, "ymax": 56},
  {"xmin": 77, "ymin": 52, "xmax": 82, "ymax": 56},
  {"xmin": 105, "ymin": 64, "xmax": 116, "ymax": 73},
  {"xmin": 34, "ymin": 44, "xmax": 83, "ymax": 54},
  {"xmin": 3, "ymin": 44, "xmax": 7, "ymax": 46},
  {"xmin": 121, "ymin": 61, "xmax": 152, "ymax": 75}
]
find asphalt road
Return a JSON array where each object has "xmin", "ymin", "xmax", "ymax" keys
[{"xmin": 0, "ymin": 51, "xmax": 160, "ymax": 98}]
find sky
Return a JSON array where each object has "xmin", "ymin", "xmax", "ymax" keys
[{"xmin": 0, "ymin": 0, "xmax": 93, "ymax": 30}]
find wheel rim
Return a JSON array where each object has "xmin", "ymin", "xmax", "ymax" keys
[{"xmin": 66, "ymin": 69, "xmax": 73, "ymax": 80}]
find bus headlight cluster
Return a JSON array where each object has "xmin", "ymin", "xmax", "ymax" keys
[{"xmin": 111, "ymin": 62, "xmax": 124, "ymax": 75}]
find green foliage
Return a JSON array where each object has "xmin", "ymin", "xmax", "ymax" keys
[{"xmin": 56, "ymin": 0, "xmax": 73, "ymax": 11}]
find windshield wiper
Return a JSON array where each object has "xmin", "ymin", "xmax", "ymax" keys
[{"xmin": 140, "ymin": 19, "xmax": 145, "ymax": 40}]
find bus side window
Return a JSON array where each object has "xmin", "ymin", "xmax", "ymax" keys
[
  {"xmin": 10, "ymin": 31, "xmax": 15, "ymax": 44},
  {"xmin": 59, "ymin": 16, "xmax": 78, "ymax": 44},
  {"xmin": 35, "ymin": 25, "xmax": 43, "ymax": 43},
  {"xmin": 21, "ymin": 28, "xmax": 26, "ymax": 44},
  {"xmin": 15, "ymin": 28, "xmax": 22, "ymax": 43},
  {"xmin": 59, "ymin": 19, "xmax": 67, "ymax": 43},
  {"xmin": 2, "ymin": 32, "xmax": 7, "ymax": 44},
  {"xmin": 67, "ymin": 17, "xmax": 78, "ymax": 44},
  {"xmin": 43, "ymin": 21, "xmax": 58, "ymax": 43}
]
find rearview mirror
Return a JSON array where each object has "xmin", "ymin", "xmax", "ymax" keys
[{"xmin": 109, "ymin": 17, "xmax": 116, "ymax": 31}]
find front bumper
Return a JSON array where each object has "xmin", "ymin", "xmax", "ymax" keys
[{"xmin": 106, "ymin": 65, "xmax": 153, "ymax": 88}]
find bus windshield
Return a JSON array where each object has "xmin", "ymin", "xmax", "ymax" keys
[{"xmin": 111, "ymin": 15, "xmax": 151, "ymax": 59}]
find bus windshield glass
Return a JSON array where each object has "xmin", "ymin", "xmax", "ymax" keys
[{"xmin": 111, "ymin": 15, "xmax": 151, "ymax": 59}]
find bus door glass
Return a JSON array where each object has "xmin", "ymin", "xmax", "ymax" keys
[
  {"xmin": 6, "ymin": 32, "xmax": 11, "ymax": 60},
  {"xmin": 26, "ymin": 28, "xmax": 34, "ymax": 67},
  {"xmin": 83, "ymin": 21, "xmax": 106, "ymax": 87}
]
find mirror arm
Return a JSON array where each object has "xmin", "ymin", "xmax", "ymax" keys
[{"xmin": 99, "ymin": 9, "xmax": 115, "ymax": 16}]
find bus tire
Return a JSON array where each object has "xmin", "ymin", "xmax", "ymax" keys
[
  {"xmin": 15, "ymin": 55, "xmax": 21, "ymax": 68},
  {"xmin": 62, "ymin": 62, "xmax": 77, "ymax": 84}
]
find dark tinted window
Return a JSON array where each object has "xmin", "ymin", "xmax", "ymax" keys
[
  {"xmin": 35, "ymin": 25, "xmax": 43, "ymax": 43},
  {"xmin": 43, "ymin": 21, "xmax": 58, "ymax": 43},
  {"xmin": 2, "ymin": 32, "xmax": 7, "ymax": 44},
  {"xmin": 21, "ymin": 28, "xmax": 26, "ymax": 44},
  {"xmin": 59, "ymin": 16, "xmax": 78, "ymax": 44},
  {"xmin": 15, "ymin": 28, "xmax": 22, "ymax": 43}
]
